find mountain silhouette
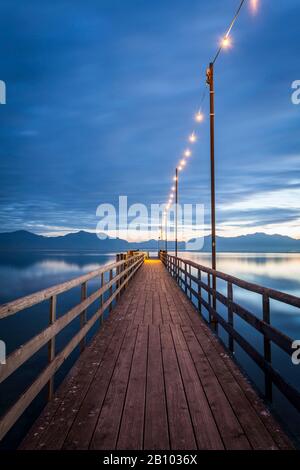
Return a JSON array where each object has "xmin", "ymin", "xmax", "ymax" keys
[{"xmin": 0, "ymin": 230, "xmax": 300, "ymax": 252}]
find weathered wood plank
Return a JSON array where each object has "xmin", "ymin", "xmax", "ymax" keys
[
  {"xmin": 62, "ymin": 322, "xmax": 130, "ymax": 450},
  {"xmin": 19, "ymin": 303, "xmax": 126, "ymax": 450},
  {"xmin": 185, "ymin": 324, "xmax": 278, "ymax": 450},
  {"xmin": 152, "ymin": 291, "xmax": 162, "ymax": 325},
  {"xmin": 160, "ymin": 324, "xmax": 197, "ymax": 450},
  {"xmin": 144, "ymin": 324, "xmax": 169, "ymax": 450},
  {"xmin": 143, "ymin": 292, "xmax": 153, "ymax": 325},
  {"xmin": 170, "ymin": 324, "xmax": 224, "ymax": 450},
  {"xmin": 181, "ymin": 325, "xmax": 251, "ymax": 450},
  {"xmin": 89, "ymin": 325, "xmax": 138, "ymax": 449},
  {"xmin": 117, "ymin": 325, "xmax": 148, "ymax": 449}
]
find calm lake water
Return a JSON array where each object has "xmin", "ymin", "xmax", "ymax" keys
[{"xmin": 0, "ymin": 251, "xmax": 300, "ymax": 448}]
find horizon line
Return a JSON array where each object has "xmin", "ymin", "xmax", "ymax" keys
[{"xmin": 1, "ymin": 229, "xmax": 300, "ymax": 242}]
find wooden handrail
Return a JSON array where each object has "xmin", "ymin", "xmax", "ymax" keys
[
  {"xmin": 0, "ymin": 257, "xmax": 138, "ymax": 319},
  {"xmin": 161, "ymin": 253, "xmax": 300, "ymax": 307},
  {"xmin": 0, "ymin": 253, "xmax": 145, "ymax": 441},
  {"xmin": 160, "ymin": 252, "xmax": 300, "ymax": 413}
]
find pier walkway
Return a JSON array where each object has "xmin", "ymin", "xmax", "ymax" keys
[{"xmin": 19, "ymin": 260, "xmax": 292, "ymax": 450}]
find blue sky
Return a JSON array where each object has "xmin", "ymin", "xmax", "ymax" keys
[{"xmin": 0, "ymin": 0, "xmax": 299, "ymax": 239}]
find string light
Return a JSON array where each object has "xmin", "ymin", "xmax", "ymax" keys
[
  {"xmin": 189, "ymin": 132, "xmax": 197, "ymax": 143},
  {"xmin": 221, "ymin": 35, "xmax": 232, "ymax": 49},
  {"xmin": 195, "ymin": 111, "xmax": 204, "ymax": 122},
  {"xmin": 180, "ymin": 159, "xmax": 186, "ymax": 166},
  {"xmin": 250, "ymin": 0, "xmax": 259, "ymax": 14},
  {"xmin": 184, "ymin": 149, "xmax": 192, "ymax": 158}
]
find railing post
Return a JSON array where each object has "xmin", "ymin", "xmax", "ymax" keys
[
  {"xmin": 263, "ymin": 293, "xmax": 272, "ymax": 401},
  {"xmin": 181, "ymin": 261, "xmax": 184, "ymax": 288},
  {"xmin": 189, "ymin": 264, "xmax": 192, "ymax": 299},
  {"xmin": 227, "ymin": 282, "xmax": 234, "ymax": 353},
  {"xmin": 123, "ymin": 254, "xmax": 126, "ymax": 290},
  {"xmin": 198, "ymin": 268, "xmax": 202, "ymax": 314},
  {"xmin": 80, "ymin": 281, "xmax": 87, "ymax": 352},
  {"xmin": 209, "ymin": 272, "xmax": 218, "ymax": 331},
  {"xmin": 119, "ymin": 254, "xmax": 124, "ymax": 293},
  {"xmin": 207, "ymin": 273, "xmax": 212, "ymax": 323},
  {"xmin": 125, "ymin": 255, "xmax": 129, "ymax": 289},
  {"xmin": 185, "ymin": 262, "xmax": 188, "ymax": 295},
  {"xmin": 116, "ymin": 254, "xmax": 120, "ymax": 300},
  {"xmin": 109, "ymin": 269, "xmax": 113, "ymax": 312},
  {"xmin": 100, "ymin": 272, "xmax": 104, "ymax": 326},
  {"xmin": 47, "ymin": 295, "xmax": 56, "ymax": 401}
]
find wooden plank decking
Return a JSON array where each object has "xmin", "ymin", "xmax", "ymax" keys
[{"xmin": 20, "ymin": 260, "xmax": 293, "ymax": 450}]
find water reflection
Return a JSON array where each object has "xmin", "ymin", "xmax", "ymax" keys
[
  {"xmin": 180, "ymin": 252, "xmax": 300, "ymax": 295},
  {"xmin": 0, "ymin": 251, "xmax": 115, "ymax": 303}
]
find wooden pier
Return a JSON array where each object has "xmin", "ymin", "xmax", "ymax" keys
[
  {"xmin": 0, "ymin": 253, "xmax": 299, "ymax": 450},
  {"xmin": 19, "ymin": 260, "xmax": 294, "ymax": 450}
]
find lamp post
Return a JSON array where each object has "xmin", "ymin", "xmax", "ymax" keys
[
  {"xmin": 175, "ymin": 167, "xmax": 178, "ymax": 259},
  {"xmin": 164, "ymin": 212, "xmax": 168, "ymax": 252},
  {"xmin": 206, "ymin": 62, "xmax": 217, "ymax": 319},
  {"xmin": 206, "ymin": 62, "xmax": 216, "ymax": 273}
]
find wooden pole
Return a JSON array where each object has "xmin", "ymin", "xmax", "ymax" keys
[
  {"xmin": 175, "ymin": 167, "xmax": 178, "ymax": 259},
  {"xmin": 207, "ymin": 62, "xmax": 217, "ymax": 325},
  {"xmin": 47, "ymin": 295, "xmax": 56, "ymax": 400}
]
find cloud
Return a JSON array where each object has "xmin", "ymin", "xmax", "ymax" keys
[{"xmin": 0, "ymin": 0, "xmax": 299, "ymax": 239}]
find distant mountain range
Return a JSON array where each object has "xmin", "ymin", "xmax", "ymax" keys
[{"xmin": 0, "ymin": 230, "xmax": 300, "ymax": 253}]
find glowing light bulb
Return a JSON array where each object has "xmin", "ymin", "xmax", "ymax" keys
[
  {"xmin": 171, "ymin": 186, "xmax": 175, "ymax": 191},
  {"xmin": 189, "ymin": 132, "xmax": 197, "ymax": 143},
  {"xmin": 184, "ymin": 149, "xmax": 192, "ymax": 158},
  {"xmin": 178, "ymin": 165, "xmax": 183, "ymax": 171},
  {"xmin": 180, "ymin": 159, "xmax": 186, "ymax": 166},
  {"xmin": 250, "ymin": 0, "xmax": 259, "ymax": 14},
  {"xmin": 195, "ymin": 111, "xmax": 204, "ymax": 123},
  {"xmin": 173, "ymin": 176, "xmax": 177, "ymax": 182},
  {"xmin": 221, "ymin": 35, "xmax": 232, "ymax": 49}
]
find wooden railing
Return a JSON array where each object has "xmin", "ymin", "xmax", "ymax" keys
[
  {"xmin": 0, "ymin": 252, "xmax": 145, "ymax": 441},
  {"xmin": 160, "ymin": 251, "xmax": 300, "ymax": 414}
]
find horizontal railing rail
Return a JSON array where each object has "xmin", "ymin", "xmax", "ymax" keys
[
  {"xmin": 160, "ymin": 251, "xmax": 300, "ymax": 414},
  {"xmin": 0, "ymin": 252, "xmax": 145, "ymax": 441}
]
